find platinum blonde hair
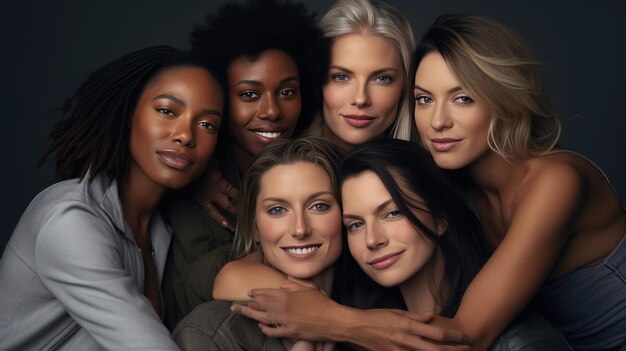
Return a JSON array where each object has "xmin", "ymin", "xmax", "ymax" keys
[{"xmin": 320, "ymin": 0, "xmax": 415, "ymax": 141}]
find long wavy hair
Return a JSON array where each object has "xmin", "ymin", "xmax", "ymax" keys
[{"xmin": 412, "ymin": 15, "xmax": 560, "ymax": 158}]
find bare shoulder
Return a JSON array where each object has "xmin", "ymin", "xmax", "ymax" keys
[
  {"xmin": 213, "ymin": 253, "xmax": 287, "ymax": 301},
  {"xmin": 519, "ymin": 155, "xmax": 586, "ymax": 205}
]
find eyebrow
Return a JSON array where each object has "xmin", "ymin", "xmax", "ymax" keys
[
  {"xmin": 414, "ymin": 84, "xmax": 462, "ymax": 95},
  {"xmin": 201, "ymin": 109, "xmax": 223, "ymax": 118},
  {"xmin": 261, "ymin": 191, "xmax": 335, "ymax": 205},
  {"xmin": 329, "ymin": 65, "xmax": 399, "ymax": 75},
  {"xmin": 153, "ymin": 94, "xmax": 222, "ymax": 118},
  {"xmin": 235, "ymin": 76, "xmax": 299, "ymax": 87},
  {"xmin": 343, "ymin": 198, "xmax": 394, "ymax": 220},
  {"xmin": 154, "ymin": 94, "xmax": 185, "ymax": 106}
]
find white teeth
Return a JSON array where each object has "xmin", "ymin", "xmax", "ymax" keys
[
  {"xmin": 255, "ymin": 131, "xmax": 282, "ymax": 138},
  {"xmin": 285, "ymin": 246, "xmax": 320, "ymax": 255}
]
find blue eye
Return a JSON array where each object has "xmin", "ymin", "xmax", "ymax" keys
[
  {"xmin": 454, "ymin": 95, "xmax": 474, "ymax": 104},
  {"xmin": 332, "ymin": 73, "xmax": 349, "ymax": 82},
  {"xmin": 374, "ymin": 75, "xmax": 392, "ymax": 85},
  {"xmin": 346, "ymin": 221, "xmax": 364, "ymax": 232},
  {"xmin": 310, "ymin": 203, "xmax": 330, "ymax": 212},
  {"xmin": 387, "ymin": 209, "xmax": 401, "ymax": 218},
  {"xmin": 415, "ymin": 96, "xmax": 433, "ymax": 105},
  {"xmin": 268, "ymin": 206, "xmax": 286, "ymax": 215}
]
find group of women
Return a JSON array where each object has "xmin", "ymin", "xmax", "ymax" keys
[{"xmin": 0, "ymin": 0, "xmax": 624, "ymax": 350}]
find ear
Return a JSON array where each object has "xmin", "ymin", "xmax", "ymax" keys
[{"xmin": 435, "ymin": 218, "xmax": 448, "ymax": 236}]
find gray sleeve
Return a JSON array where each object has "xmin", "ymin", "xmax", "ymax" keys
[
  {"xmin": 35, "ymin": 201, "xmax": 180, "ymax": 350},
  {"xmin": 488, "ymin": 312, "xmax": 572, "ymax": 351}
]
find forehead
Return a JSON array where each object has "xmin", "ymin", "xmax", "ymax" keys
[
  {"xmin": 414, "ymin": 52, "xmax": 458, "ymax": 87},
  {"xmin": 257, "ymin": 162, "xmax": 332, "ymax": 198},
  {"xmin": 138, "ymin": 66, "xmax": 223, "ymax": 105},
  {"xmin": 342, "ymin": 171, "xmax": 389, "ymax": 206},
  {"xmin": 330, "ymin": 33, "xmax": 402, "ymax": 69},
  {"xmin": 227, "ymin": 49, "xmax": 299, "ymax": 83}
]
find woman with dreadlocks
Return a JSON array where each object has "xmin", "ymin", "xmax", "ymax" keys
[{"xmin": 0, "ymin": 45, "xmax": 223, "ymax": 350}]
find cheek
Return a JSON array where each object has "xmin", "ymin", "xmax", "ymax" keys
[
  {"xmin": 255, "ymin": 215, "xmax": 283, "ymax": 246},
  {"xmin": 130, "ymin": 113, "xmax": 161, "ymax": 151},
  {"xmin": 322, "ymin": 84, "xmax": 342, "ymax": 111},
  {"xmin": 347, "ymin": 234, "xmax": 366, "ymax": 265},
  {"xmin": 281, "ymin": 99, "xmax": 302, "ymax": 126},
  {"xmin": 228, "ymin": 100, "xmax": 255, "ymax": 130},
  {"xmin": 194, "ymin": 134, "xmax": 218, "ymax": 167},
  {"xmin": 462, "ymin": 109, "xmax": 492, "ymax": 143}
]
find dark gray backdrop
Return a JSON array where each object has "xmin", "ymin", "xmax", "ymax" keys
[{"xmin": 2, "ymin": 0, "xmax": 624, "ymax": 250}]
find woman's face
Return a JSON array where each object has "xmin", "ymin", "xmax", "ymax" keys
[
  {"xmin": 342, "ymin": 171, "xmax": 441, "ymax": 288},
  {"xmin": 129, "ymin": 66, "xmax": 223, "ymax": 190},
  {"xmin": 255, "ymin": 161, "xmax": 342, "ymax": 280},
  {"xmin": 322, "ymin": 33, "xmax": 404, "ymax": 147},
  {"xmin": 228, "ymin": 49, "xmax": 301, "ymax": 161},
  {"xmin": 413, "ymin": 52, "xmax": 492, "ymax": 170}
]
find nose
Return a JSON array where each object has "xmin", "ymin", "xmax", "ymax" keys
[
  {"xmin": 430, "ymin": 103, "xmax": 452, "ymax": 131},
  {"xmin": 365, "ymin": 223, "xmax": 388, "ymax": 250},
  {"xmin": 257, "ymin": 94, "xmax": 281, "ymax": 121},
  {"xmin": 351, "ymin": 81, "xmax": 371, "ymax": 108},
  {"xmin": 291, "ymin": 212, "xmax": 312, "ymax": 240},
  {"xmin": 172, "ymin": 116, "xmax": 195, "ymax": 147}
]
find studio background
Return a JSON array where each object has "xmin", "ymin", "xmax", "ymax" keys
[{"xmin": 1, "ymin": 0, "xmax": 624, "ymax": 250}]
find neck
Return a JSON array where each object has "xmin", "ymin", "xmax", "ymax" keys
[
  {"xmin": 120, "ymin": 164, "xmax": 167, "ymax": 242},
  {"xmin": 309, "ymin": 265, "xmax": 335, "ymax": 296},
  {"xmin": 467, "ymin": 150, "xmax": 523, "ymax": 196},
  {"xmin": 322, "ymin": 124, "xmax": 354, "ymax": 152},
  {"xmin": 399, "ymin": 248, "xmax": 446, "ymax": 313}
]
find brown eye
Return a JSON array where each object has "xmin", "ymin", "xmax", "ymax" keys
[{"xmin": 156, "ymin": 108, "xmax": 175, "ymax": 117}]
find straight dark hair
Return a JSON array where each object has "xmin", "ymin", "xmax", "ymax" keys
[
  {"xmin": 337, "ymin": 139, "xmax": 491, "ymax": 316},
  {"xmin": 38, "ymin": 45, "xmax": 220, "ymax": 183}
]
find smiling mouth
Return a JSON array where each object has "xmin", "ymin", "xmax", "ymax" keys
[
  {"xmin": 283, "ymin": 244, "xmax": 321, "ymax": 255},
  {"xmin": 368, "ymin": 251, "xmax": 404, "ymax": 270},
  {"xmin": 254, "ymin": 130, "xmax": 284, "ymax": 139}
]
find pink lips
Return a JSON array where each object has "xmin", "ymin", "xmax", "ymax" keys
[
  {"xmin": 343, "ymin": 114, "xmax": 375, "ymax": 128},
  {"xmin": 431, "ymin": 138, "xmax": 461, "ymax": 152},
  {"xmin": 157, "ymin": 150, "xmax": 194, "ymax": 171},
  {"xmin": 368, "ymin": 251, "xmax": 403, "ymax": 270}
]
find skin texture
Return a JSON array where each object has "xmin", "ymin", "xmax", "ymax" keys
[
  {"xmin": 413, "ymin": 51, "xmax": 626, "ymax": 349},
  {"xmin": 254, "ymin": 162, "xmax": 342, "ymax": 285},
  {"xmin": 413, "ymin": 53, "xmax": 491, "ymax": 170},
  {"xmin": 227, "ymin": 49, "xmax": 301, "ymax": 172},
  {"xmin": 222, "ymin": 171, "xmax": 470, "ymax": 350},
  {"xmin": 322, "ymin": 33, "xmax": 404, "ymax": 150},
  {"xmin": 214, "ymin": 161, "xmax": 341, "ymax": 351},
  {"xmin": 125, "ymin": 66, "xmax": 223, "ymax": 318},
  {"xmin": 192, "ymin": 49, "xmax": 301, "ymax": 229},
  {"xmin": 342, "ymin": 171, "xmax": 446, "ymax": 313},
  {"xmin": 129, "ymin": 66, "xmax": 223, "ymax": 191}
]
